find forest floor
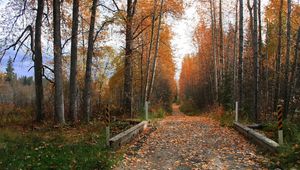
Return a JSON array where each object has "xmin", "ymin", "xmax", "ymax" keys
[{"xmin": 115, "ymin": 104, "xmax": 270, "ymax": 170}]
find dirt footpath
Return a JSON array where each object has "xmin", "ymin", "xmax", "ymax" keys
[{"xmin": 114, "ymin": 105, "xmax": 269, "ymax": 170}]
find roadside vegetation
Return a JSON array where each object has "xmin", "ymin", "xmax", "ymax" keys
[{"xmin": 0, "ymin": 121, "xmax": 120, "ymax": 169}]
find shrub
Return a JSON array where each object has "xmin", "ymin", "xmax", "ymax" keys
[{"xmin": 179, "ymin": 99, "xmax": 199, "ymax": 114}]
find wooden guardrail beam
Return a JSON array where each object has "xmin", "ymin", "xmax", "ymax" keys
[
  {"xmin": 109, "ymin": 121, "xmax": 148, "ymax": 150},
  {"xmin": 234, "ymin": 122, "xmax": 279, "ymax": 153}
]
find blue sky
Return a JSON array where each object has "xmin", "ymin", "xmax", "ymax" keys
[{"xmin": 0, "ymin": 50, "xmax": 34, "ymax": 77}]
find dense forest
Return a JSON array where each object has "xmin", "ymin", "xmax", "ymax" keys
[
  {"xmin": 0, "ymin": 0, "xmax": 182, "ymax": 124},
  {"xmin": 0, "ymin": 0, "xmax": 299, "ymax": 169},
  {"xmin": 180, "ymin": 0, "xmax": 300, "ymax": 122}
]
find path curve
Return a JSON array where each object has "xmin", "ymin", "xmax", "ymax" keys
[{"xmin": 115, "ymin": 105, "xmax": 269, "ymax": 170}]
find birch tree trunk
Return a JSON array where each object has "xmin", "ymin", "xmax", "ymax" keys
[
  {"xmin": 233, "ymin": 0, "xmax": 238, "ymax": 100},
  {"xmin": 144, "ymin": 0, "xmax": 158, "ymax": 104},
  {"xmin": 147, "ymin": 0, "xmax": 164, "ymax": 101},
  {"xmin": 238, "ymin": 0, "xmax": 244, "ymax": 112}
]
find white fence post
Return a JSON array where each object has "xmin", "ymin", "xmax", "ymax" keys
[{"xmin": 145, "ymin": 101, "xmax": 149, "ymax": 120}]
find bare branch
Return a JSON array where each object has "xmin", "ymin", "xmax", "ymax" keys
[
  {"xmin": 112, "ymin": 0, "xmax": 120, "ymax": 12},
  {"xmin": 1, "ymin": 25, "xmax": 33, "ymax": 63},
  {"xmin": 43, "ymin": 65, "xmax": 54, "ymax": 73},
  {"xmin": 8, "ymin": 0, "xmax": 28, "ymax": 37},
  {"xmin": 42, "ymin": 67, "xmax": 55, "ymax": 84},
  {"xmin": 133, "ymin": 14, "xmax": 152, "ymax": 36},
  {"xmin": 62, "ymin": 36, "xmax": 72, "ymax": 50},
  {"xmin": 93, "ymin": 19, "xmax": 115, "ymax": 43},
  {"xmin": 14, "ymin": 33, "xmax": 30, "ymax": 62},
  {"xmin": 98, "ymin": 3, "xmax": 117, "ymax": 12},
  {"xmin": 132, "ymin": 0, "xmax": 138, "ymax": 16},
  {"xmin": 28, "ymin": 65, "xmax": 34, "ymax": 72},
  {"xmin": 133, "ymin": 24, "xmax": 152, "ymax": 40}
]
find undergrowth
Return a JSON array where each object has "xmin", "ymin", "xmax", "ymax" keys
[
  {"xmin": 209, "ymin": 106, "xmax": 235, "ymax": 127},
  {"xmin": 262, "ymin": 121, "xmax": 300, "ymax": 169},
  {"xmin": 0, "ymin": 122, "xmax": 121, "ymax": 169},
  {"xmin": 139, "ymin": 103, "xmax": 171, "ymax": 120},
  {"xmin": 179, "ymin": 100, "xmax": 200, "ymax": 115}
]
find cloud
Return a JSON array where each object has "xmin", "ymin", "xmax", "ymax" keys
[{"xmin": 166, "ymin": 0, "xmax": 199, "ymax": 79}]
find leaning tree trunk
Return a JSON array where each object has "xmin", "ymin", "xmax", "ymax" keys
[
  {"xmin": 144, "ymin": 0, "xmax": 158, "ymax": 105},
  {"xmin": 83, "ymin": 0, "xmax": 98, "ymax": 122},
  {"xmin": 69, "ymin": 0, "xmax": 79, "ymax": 123},
  {"xmin": 283, "ymin": 0, "xmax": 292, "ymax": 118},
  {"xmin": 238, "ymin": 0, "xmax": 244, "ymax": 112},
  {"xmin": 273, "ymin": 0, "xmax": 283, "ymax": 112},
  {"xmin": 34, "ymin": 0, "xmax": 44, "ymax": 122},
  {"xmin": 124, "ymin": 0, "xmax": 137, "ymax": 116},
  {"xmin": 53, "ymin": 0, "xmax": 65, "ymax": 124},
  {"xmin": 147, "ymin": 0, "xmax": 164, "ymax": 100}
]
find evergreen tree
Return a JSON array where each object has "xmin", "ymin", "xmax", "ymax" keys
[{"xmin": 5, "ymin": 57, "xmax": 16, "ymax": 82}]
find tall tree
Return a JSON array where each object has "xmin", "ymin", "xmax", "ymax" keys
[
  {"xmin": 83, "ymin": 0, "xmax": 98, "ymax": 122},
  {"xmin": 53, "ymin": 0, "xmax": 65, "ymax": 124},
  {"xmin": 265, "ymin": 21, "xmax": 270, "ymax": 111},
  {"xmin": 144, "ymin": 0, "xmax": 158, "ymax": 105},
  {"xmin": 289, "ymin": 27, "xmax": 300, "ymax": 111},
  {"xmin": 34, "ymin": 0, "xmax": 45, "ymax": 122},
  {"xmin": 238, "ymin": 0, "xmax": 244, "ymax": 112},
  {"xmin": 5, "ymin": 57, "xmax": 16, "ymax": 82},
  {"xmin": 69, "ymin": 0, "xmax": 80, "ymax": 122},
  {"xmin": 233, "ymin": 0, "xmax": 238, "ymax": 99},
  {"xmin": 219, "ymin": 0, "xmax": 224, "ymax": 84},
  {"xmin": 252, "ymin": 0, "xmax": 259, "ymax": 122},
  {"xmin": 123, "ymin": 0, "xmax": 137, "ymax": 115},
  {"xmin": 147, "ymin": 0, "xmax": 164, "ymax": 101},
  {"xmin": 258, "ymin": 0, "xmax": 262, "ymax": 73},
  {"xmin": 273, "ymin": 0, "xmax": 283, "ymax": 112},
  {"xmin": 210, "ymin": 0, "xmax": 218, "ymax": 101},
  {"xmin": 283, "ymin": 0, "xmax": 292, "ymax": 118}
]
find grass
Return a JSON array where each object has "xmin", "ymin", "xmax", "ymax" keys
[
  {"xmin": 150, "ymin": 107, "xmax": 167, "ymax": 119},
  {"xmin": 138, "ymin": 105, "xmax": 169, "ymax": 121},
  {"xmin": 0, "ymin": 121, "xmax": 122, "ymax": 169},
  {"xmin": 210, "ymin": 109, "xmax": 235, "ymax": 127},
  {"xmin": 273, "ymin": 144, "xmax": 300, "ymax": 169}
]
